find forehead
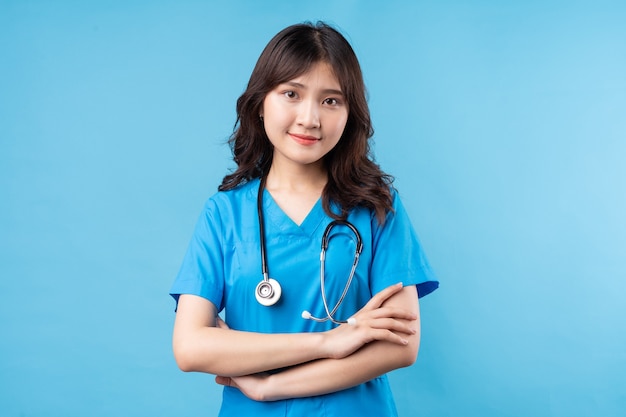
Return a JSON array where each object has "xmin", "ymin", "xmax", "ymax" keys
[{"xmin": 281, "ymin": 62, "xmax": 342, "ymax": 91}]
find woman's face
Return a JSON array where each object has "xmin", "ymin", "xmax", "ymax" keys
[{"xmin": 261, "ymin": 61, "xmax": 349, "ymax": 172}]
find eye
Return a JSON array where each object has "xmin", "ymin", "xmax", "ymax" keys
[
  {"xmin": 283, "ymin": 90, "xmax": 298, "ymax": 99},
  {"xmin": 323, "ymin": 97, "xmax": 341, "ymax": 106}
]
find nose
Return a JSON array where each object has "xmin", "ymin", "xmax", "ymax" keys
[{"xmin": 297, "ymin": 99, "xmax": 320, "ymax": 129}]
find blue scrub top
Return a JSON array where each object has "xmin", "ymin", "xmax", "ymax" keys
[{"xmin": 170, "ymin": 178, "xmax": 438, "ymax": 416}]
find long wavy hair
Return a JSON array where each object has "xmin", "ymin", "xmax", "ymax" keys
[{"xmin": 219, "ymin": 22, "xmax": 394, "ymax": 224}]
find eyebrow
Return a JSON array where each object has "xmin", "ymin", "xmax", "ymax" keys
[{"xmin": 283, "ymin": 81, "xmax": 344, "ymax": 96}]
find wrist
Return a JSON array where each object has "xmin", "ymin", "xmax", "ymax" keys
[{"xmin": 317, "ymin": 331, "xmax": 335, "ymax": 359}]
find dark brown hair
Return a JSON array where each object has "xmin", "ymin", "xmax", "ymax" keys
[{"xmin": 219, "ymin": 21, "xmax": 394, "ymax": 224}]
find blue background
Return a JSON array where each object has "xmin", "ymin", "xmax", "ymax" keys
[{"xmin": 1, "ymin": 0, "xmax": 625, "ymax": 416}]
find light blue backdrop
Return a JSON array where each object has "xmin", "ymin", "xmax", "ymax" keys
[{"xmin": 1, "ymin": 1, "xmax": 625, "ymax": 416}]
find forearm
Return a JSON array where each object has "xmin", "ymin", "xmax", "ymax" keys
[
  {"xmin": 175, "ymin": 326, "xmax": 329, "ymax": 377},
  {"xmin": 265, "ymin": 335, "xmax": 419, "ymax": 401},
  {"xmin": 176, "ymin": 285, "xmax": 417, "ymax": 384},
  {"xmin": 173, "ymin": 295, "xmax": 328, "ymax": 377}
]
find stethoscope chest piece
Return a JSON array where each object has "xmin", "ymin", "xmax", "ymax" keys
[{"xmin": 255, "ymin": 277, "xmax": 282, "ymax": 306}]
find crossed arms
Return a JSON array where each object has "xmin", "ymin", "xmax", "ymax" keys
[{"xmin": 172, "ymin": 283, "xmax": 420, "ymax": 401}]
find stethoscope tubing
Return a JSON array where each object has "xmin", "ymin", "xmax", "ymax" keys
[
  {"xmin": 257, "ymin": 176, "xmax": 271, "ymax": 283},
  {"xmin": 256, "ymin": 176, "xmax": 363, "ymax": 324}
]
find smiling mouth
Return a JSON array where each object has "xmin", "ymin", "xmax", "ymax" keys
[
  {"xmin": 288, "ymin": 133, "xmax": 321, "ymax": 145},
  {"xmin": 289, "ymin": 133, "xmax": 320, "ymax": 141}
]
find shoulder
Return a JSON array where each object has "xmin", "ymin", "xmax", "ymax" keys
[
  {"xmin": 387, "ymin": 187, "xmax": 413, "ymax": 225},
  {"xmin": 204, "ymin": 178, "xmax": 260, "ymax": 211},
  {"xmin": 340, "ymin": 186, "xmax": 401, "ymax": 219},
  {"xmin": 192, "ymin": 179, "xmax": 260, "ymax": 234},
  {"xmin": 367, "ymin": 186, "xmax": 404, "ymax": 225},
  {"xmin": 389, "ymin": 187, "xmax": 407, "ymax": 213}
]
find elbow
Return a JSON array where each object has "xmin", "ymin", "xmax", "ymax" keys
[
  {"xmin": 173, "ymin": 339, "xmax": 202, "ymax": 373},
  {"xmin": 173, "ymin": 336, "xmax": 223, "ymax": 374},
  {"xmin": 396, "ymin": 335, "xmax": 420, "ymax": 368},
  {"xmin": 176, "ymin": 357, "xmax": 195, "ymax": 373},
  {"xmin": 397, "ymin": 346, "xmax": 418, "ymax": 368},
  {"xmin": 173, "ymin": 344, "xmax": 194, "ymax": 372},
  {"xmin": 177, "ymin": 363, "xmax": 194, "ymax": 373},
  {"xmin": 405, "ymin": 347, "xmax": 419, "ymax": 367}
]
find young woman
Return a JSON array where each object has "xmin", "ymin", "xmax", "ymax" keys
[{"xmin": 170, "ymin": 22, "xmax": 438, "ymax": 416}]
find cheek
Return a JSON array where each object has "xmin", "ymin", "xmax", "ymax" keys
[
  {"xmin": 264, "ymin": 103, "xmax": 291, "ymax": 130},
  {"xmin": 330, "ymin": 113, "xmax": 349, "ymax": 136}
]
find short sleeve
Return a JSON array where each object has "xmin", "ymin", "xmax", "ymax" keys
[
  {"xmin": 369, "ymin": 191, "xmax": 439, "ymax": 298},
  {"xmin": 169, "ymin": 198, "xmax": 225, "ymax": 311}
]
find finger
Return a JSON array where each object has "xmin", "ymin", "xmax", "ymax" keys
[
  {"xmin": 363, "ymin": 282, "xmax": 404, "ymax": 310},
  {"xmin": 366, "ymin": 317, "xmax": 417, "ymax": 335},
  {"xmin": 216, "ymin": 316, "xmax": 230, "ymax": 329},
  {"xmin": 370, "ymin": 328, "xmax": 411, "ymax": 346},
  {"xmin": 216, "ymin": 375, "xmax": 240, "ymax": 389},
  {"xmin": 368, "ymin": 306, "xmax": 417, "ymax": 321},
  {"xmin": 215, "ymin": 375, "xmax": 231, "ymax": 386}
]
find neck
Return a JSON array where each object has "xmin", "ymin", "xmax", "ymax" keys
[{"xmin": 265, "ymin": 162, "xmax": 328, "ymax": 194}]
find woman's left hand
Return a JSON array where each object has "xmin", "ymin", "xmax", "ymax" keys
[{"xmin": 215, "ymin": 373, "xmax": 272, "ymax": 402}]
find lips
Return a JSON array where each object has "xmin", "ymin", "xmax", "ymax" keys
[{"xmin": 288, "ymin": 133, "xmax": 321, "ymax": 145}]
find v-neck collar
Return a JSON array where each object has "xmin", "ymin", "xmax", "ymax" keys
[{"xmin": 261, "ymin": 187, "xmax": 326, "ymax": 237}]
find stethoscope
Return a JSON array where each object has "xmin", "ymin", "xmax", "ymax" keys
[{"xmin": 255, "ymin": 177, "xmax": 363, "ymax": 325}]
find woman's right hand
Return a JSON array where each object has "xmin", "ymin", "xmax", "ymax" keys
[{"xmin": 321, "ymin": 282, "xmax": 418, "ymax": 360}]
